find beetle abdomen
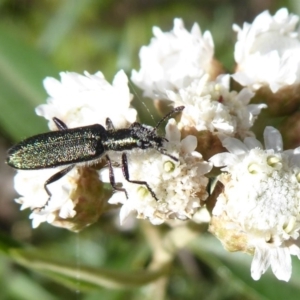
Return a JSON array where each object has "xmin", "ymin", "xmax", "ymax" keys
[{"xmin": 7, "ymin": 124, "xmax": 106, "ymax": 169}]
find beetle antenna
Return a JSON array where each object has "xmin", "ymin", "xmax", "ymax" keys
[{"xmin": 153, "ymin": 106, "xmax": 185, "ymax": 131}]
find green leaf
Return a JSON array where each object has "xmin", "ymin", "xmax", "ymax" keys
[
  {"xmin": 9, "ymin": 248, "xmax": 166, "ymax": 291},
  {"xmin": 6, "ymin": 273, "xmax": 57, "ymax": 300},
  {"xmin": 38, "ymin": 0, "xmax": 95, "ymax": 54},
  {"xmin": 0, "ymin": 25, "xmax": 58, "ymax": 141},
  {"xmin": 0, "ymin": 230, "xmax": 23, "ymax": 253}
]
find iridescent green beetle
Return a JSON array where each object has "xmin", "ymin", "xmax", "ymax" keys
[{"xmin": 7, "ymin": 106, "xmax": 184, "ymax": 207}]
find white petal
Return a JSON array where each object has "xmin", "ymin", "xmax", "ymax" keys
[
  {"xmin": 288, "ymin": 244, "xmax": 300, "ymax": 259},
  {"xmin": 232, "ymin": 72, "xmax": 255, "ymax": 87},
  {"xmin": 165, "ymin": 119, "xmax": 181, "ymax": 142},
  {"xmin": 247, "ymin": 103, "xmax": 267, "ymax": 115},
  {"xmin": 264, "ymin": 126, "xmax": 283, "ymax": 152},
  {"xmin": 251, "ymin": 246, "xmax": 271, "ymax": 280},
  {"xmin": 270, "ymin": 247, "xmax": 291, "ymax": 282},
  {"xmin": 197, "ymin": 161, "xmax": 213, "ymax": 175},
  {"xmin": 235, "ymin": 87, "xmax": 255, "ymax": 105},
  {"xmin": 222, "ymin": 137, "xmax": 249, "ymax": 155},
  {"xmin": 108, "ymin": 191, "xmax": 126, "ymax": 205},
  {"xmin": 244, "ymin": 137, "xmax": 263, "ymax": 149},
  {"xmin": 119, "ymin": 201, "xmax": 135, "ymax": 225},
  {"xmin": 181, "ymin": 135, "xmax": 197, "ymax": 154},
  {"xmin": 209, "ymin": 152, "xmax": 237, "ymax": 167}
]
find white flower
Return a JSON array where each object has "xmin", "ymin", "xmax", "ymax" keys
[
  {"xmin": 210, "ymin": 126, "xmax": 300, "ymax": 281},
  {"xmin": 101, "ymin": 119, "xmax": 212, "ymax": 225},
  {"xmin": 12, "ymin": 70, "xmax": 137, "ymax": 229},
  {"xmin": 14, "ymin": 165, "xmax": 108, "ymax": 230},
  {"xmin": 166, "ymin": 74, "xmax": 266, "ymax": 138},
  {"xmin": 232, "ymin": 8, "xmax": 300, "ymax": 93},
  {"xmin": 14, "ymin": 168, "xmax": 77, "ymax": 228},
  {"xmin": 36, "ymin": 70, "xmax": 137, "ymax": 130},
  {"xmin": 131, "ymin": 18, "xmax": 214, "ymax": 99}
]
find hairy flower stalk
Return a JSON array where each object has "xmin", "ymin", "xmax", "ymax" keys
[{"xmin": 209, "ymin": 127, "xmax": 300, "ymax": 281}]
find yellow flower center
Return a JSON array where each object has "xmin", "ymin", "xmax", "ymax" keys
[{"xmin": 164, "ymin": 161, "xmax": 175, "ymax": 173}]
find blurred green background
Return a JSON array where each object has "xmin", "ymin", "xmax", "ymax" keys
[{"xmin": 1, "ymin": 1, "xmax": 300, "ymax": 299}]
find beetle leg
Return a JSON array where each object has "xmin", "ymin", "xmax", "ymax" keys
[
  {"xmin": 121, "ymin": 153, "xmax": 158, "ymax": 201},
  {"xmin": 53, "ymin": 117, "xmax": 68, "ymax": 130},
  {"xmin": 34, "ymin": 164, "xmax": 75, "ymax": 212},
  {"xmin": 105, "ymin": 118, "xmax": 115, "ymax": 131},
  {"xmin": 106, "ymin": 155, "xmax": 128, "ymax": 198}
]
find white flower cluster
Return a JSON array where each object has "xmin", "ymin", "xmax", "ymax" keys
[
  {"xmin": 210, "ymin": 127, "xmax": 300, "ymax": 281},
  {"xmin": 9, "ymin": 7, "xmax": 300, "ymax": 282},
  {"xmin": 104, "ymin": 119, "xmax": 212, "ymax": 225},
  {"xmin": 166, "ymin": 74, "xmax": 266, "ymax": 138},
  {"xmin": 232, "ymin": 8, "xmax": 300, "ymax": 93},
  {"xmin": 37, "ymin": 70, "xmax": 137, "ymax": 129},
  {"xmin": 14, "ymin": 71, "xmax": 137, "ymax": 230},
  {"xmin": 14, "ymin": 69, "xmax": 212, "ymax": 230},
  {"xmin": 132, "ymin": 18, "xmax": 215, "ymax": 99},
  {"xmin": 15, "ymin": 168, "xmax": 78, "ymax": 228}
]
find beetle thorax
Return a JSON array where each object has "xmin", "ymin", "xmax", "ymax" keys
[{"xmin": 132, "ymin": 124, "xmax": 164, "ymax": 150}]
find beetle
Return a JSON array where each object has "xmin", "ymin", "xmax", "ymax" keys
[{"xmin": 7, "ymin": 106, "xmax": 185, "ymax": 209}]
